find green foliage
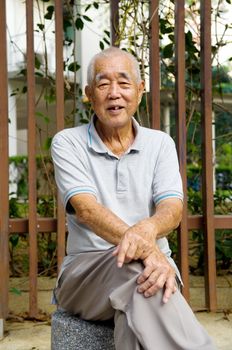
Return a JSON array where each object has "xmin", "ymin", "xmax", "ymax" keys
[
  {"xmin": 9, "ymin": 234, "xmax": 19, "ymax": 249},
  {"xmin": 9, "ymin": 197, "xmax": 22, "ymax": 218},
  {"xmin": 9, "ymin": 155, "xmax": 55, "ymax": 200},
  {"xmin": 37, "ymin": 232, "xmax": 57, "ymax": 276},
  {"xmin": 186, "ymin": 229, "xmax": 232, "ymax": 275},
  {"xmin": 44, "ymin": 5, "xmax": 54, "ymax": 20},
  {"xmin": 10, "ymin": 156, "xmax": 28, "ymax": 198},
  {"xmin": 68, "ymin": 61, "xmax": 81, "ymax": 72},
  {"xmin": 187, "ymin": 188, "xmax": 202, "ymax": 214},
  {"xmin": 216, "ymin": 143, "xmax": 232, "ymax": 168},
  {"xmin": 37, "ymin": 196, "xmax": 54, "ymax": 217},
  {"xmin": 75, "ymin": 17, "xmax": 84, "ymax": 30},
  {"xmin": 10, "ymin": 287, "xmax": 22, "ymax": 296},
  {"xmin": 187, "ymin": 165, "xmax": 232, "ymax": 194},
  {"xmin": 169, "ymin": 188, "xmax": 232, "ymax": 274},
  {"xmin": 186, "ymin": 187, "xmax": 232, "ymax": 274},
  {"xmin": 215, "ymin": 230, "xmax": 232, "ymax": 270}
]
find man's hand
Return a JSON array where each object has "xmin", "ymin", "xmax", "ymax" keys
[
  {"xmin": 112, "ymin": 221, "xmax": 156, "ymax": 267},
  {"xmin": 136, "ymin": 246, "xmax": 177, "ymax": 303},
  {"xmin": 112, "ymin": 218, "xmax": 177, "ymax": 303}
]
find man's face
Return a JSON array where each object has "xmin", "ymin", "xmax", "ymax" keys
[{"xmin": 85, "ymin": 55, "xmax": 144, "ymax": 129}]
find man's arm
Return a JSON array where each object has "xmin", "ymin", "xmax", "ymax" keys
[
  {"xmin": 70, "ymin": 194, "xmax": 182, "ymax": 260},
  {"xmin": 69, "ymin": 193, "xmax": 129, "ymax": 245}
]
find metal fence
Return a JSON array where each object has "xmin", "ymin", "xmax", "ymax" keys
[{"xmin": 1, "ymin": 0, "xmax": 232, "ymax": 329}]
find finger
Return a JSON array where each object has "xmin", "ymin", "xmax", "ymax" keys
[
  {"xmin": 124, "ymin": 241, "xmax": 138, "ymax": 262},
  {"xmin": 116, "ymin": 239, "xmax": 130, "ymax": 268},
  {"xmin": 137, "ymin": 269, "xmax": 161, "ymax": 294},
  {"xmin": 137, "ymin": 265, "xmax": 154, "ymax": 284},
  {"xmin": 143, "ymin": 274, "xmax": 166, "ymax": 298},
  {"xmin": 162, "ymin": 276, "xmax": 176, "ymax": 304}
]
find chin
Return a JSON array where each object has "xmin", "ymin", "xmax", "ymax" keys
[
  {"xmin": 107, "ymin": 115, "xmax": 131, "ymax": 126},
  {"xmin": 110, "ymin": 119, "xmax": 131, "ymax": 129}
]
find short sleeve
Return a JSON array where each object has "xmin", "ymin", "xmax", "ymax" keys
[
  {"xmin": 152, "ymin": 134, "xmax": 183, "ymax": 205},
  {"xmin": 51, "ymin": 132, "xmax": 98, "ymax": 213}
]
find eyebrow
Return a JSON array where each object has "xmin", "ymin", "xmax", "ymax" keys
[{"xmin": 95, "ymin": 72, "xmax": 131, "ymax": 83}]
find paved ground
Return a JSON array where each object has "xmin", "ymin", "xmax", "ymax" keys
[{"xmin": 0, "ymin": 276, "xmax": 231, "ymax": 350}]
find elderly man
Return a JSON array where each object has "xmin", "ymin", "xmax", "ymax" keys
[{"xmin": 52, "ymin": 47, "xmax": 215, "ymax": 349}]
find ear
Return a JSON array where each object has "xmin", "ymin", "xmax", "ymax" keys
[
  {"xmin": 138, "ymin": 80, "xmax": 145, "ymax": 103},
  {"xmin": 85, "ymin": 85, "xmax": 92, "ymax": 102}
]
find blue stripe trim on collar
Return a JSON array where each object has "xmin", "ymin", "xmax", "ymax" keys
[{"xmin": 88, "ymin": 123, "xmax": 92, "ymax": 146}]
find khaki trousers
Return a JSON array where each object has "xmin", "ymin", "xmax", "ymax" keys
[{"xmin": 55, "ymin": 248, "xmax": 216, "ymax": 350}]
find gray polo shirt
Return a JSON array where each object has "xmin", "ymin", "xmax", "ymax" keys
[{"xmin": 51, "ymin": 117, "xmax": 183, "ymax": 269}]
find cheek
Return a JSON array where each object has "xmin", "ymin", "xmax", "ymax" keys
[
  {"xmin": 93, "ymin": 92, "xmax": 106, "ymax": 104},
  {"xmin": 128, "ymin": 93, "xmax": 140, "ymax": 107},
  {"xmin": 92, "ymin": 96, "xmax": 101, "ymax": 107}
]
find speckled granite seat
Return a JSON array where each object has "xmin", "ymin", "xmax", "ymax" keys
[{"xmin": 51, "ymin": 309, "xmax": 115, "ymax": 350}]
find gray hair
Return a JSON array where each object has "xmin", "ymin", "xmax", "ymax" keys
[{"xmin": 87, "ymin": 47, "xmax": 142, "ymax": 86}]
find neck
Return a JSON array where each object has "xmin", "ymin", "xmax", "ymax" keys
[{"xmin": 95, "ymin": 119, "xmax": 135, "ymax": 156}]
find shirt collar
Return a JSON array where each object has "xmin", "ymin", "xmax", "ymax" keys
[{"xmin": 87, "ymin": 115, "xmax": 142, "ymax": 155}]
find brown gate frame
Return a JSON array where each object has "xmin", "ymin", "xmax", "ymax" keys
[{"xmin": 1, "ymin": 0, "xmax": 232, "ymax": 332}]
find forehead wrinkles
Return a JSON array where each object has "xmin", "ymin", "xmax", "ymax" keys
[
  {"xmin": 95, "ymin": 72, "xmax": 131, "ymax": 83},
  {"xmin": 93, "ymin": 55, "xmax": 136, "ymax": 83}
]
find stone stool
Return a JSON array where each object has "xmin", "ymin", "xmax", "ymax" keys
[{"xmin": 51, "ymin": 309, "xmax": 115, "ymax": 350}]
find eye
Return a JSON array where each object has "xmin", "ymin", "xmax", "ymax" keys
[
  {"xmin": 98, "ymin": 82, "xmax": 109, "ymax": 89},
  {"xmin": 119, "ymin": 81, "xmax": 130, "ymax": 88}
]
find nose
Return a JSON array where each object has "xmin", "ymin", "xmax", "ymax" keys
[{"xmin": 108, "ymin": 82, "xmax": 120, "ymax": 99}]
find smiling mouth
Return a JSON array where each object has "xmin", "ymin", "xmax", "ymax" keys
[{"xmin": 107, "ymin": 106, "xmax": 124, "ymax": 111}]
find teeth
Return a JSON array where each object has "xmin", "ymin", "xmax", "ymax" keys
[{"xmin": 108, "ymin": 106, "xmax": 123, "ymax": 110}]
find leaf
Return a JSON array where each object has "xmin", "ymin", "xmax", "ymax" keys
[
  {"xmin": 83, "ymin": 15, "xmax": 92, "ymax": 22},
  {"xmin": 104, "ymin": 30, "xmax": 110, "ymax": 38},
  {"xmin": 10, "ymin": 88, "xmax": 19, "ymax": 97},
  {"xmin": 44, "ymin": 136, "xmax": 52, "ymax": 151},
  {"xmin": 22, "ymin": 86, "xmax": 27, "ymax": 94},
  {"xmin": 99, "ymin": 41, "xmax": 104, "ymax": 50},
  {"xmin": 44, "ymin": 5, "xmax": 54, "ymax": 20},
  {"xmin": 48, "ymin": 241, "xmax": 56, "ymax": 251},
  {"xmin": 85, "ymin": 4, "xmax": 91, "ymax": 12},
  {"xmin": 18, "ymin": 68, "xmax": 27, "ymax": 76},
  {"xmin": 36, "ymin": 111, "xmax": 51, "ymax": 123},
  {"xmin": 35, "ymin": 55, "xmax": 42, "ymax": 69},
  {"xmin": 68, "ymin": 61, "xmax": 81, "ymax": 72},
  {"xmin": 9, "ymin": 234, "xmax": 19, "ymax": 248},
  {"xmin": 75, "ymin": 17, "xmax": 84, "ymax": 30},
  {"xmin": 103, "ymin": 37, "xmax": 110, "ymax": 45},
  {"xmin": 63, "ymin": 19, "xmax": 72, "ymax": 31},
  {"xmin": 45, "ymin": 92, "xmax": 56, "ymax": 104},
  {"xmin": 162, "ymin": 43, "xmax": 173, "ymax": 59},
  {"xmin": 185, "ymin": 30, "xmax": 198, "ymax": 54},
  {"xmin": 160, "ymin": 18, "xmax": 173, "ymax": 35},
  {"xmin": 37, "ymin": 23, "xmax": 44, "ymax": 31},
  {"xmin": 10, "ymin": 287, "xmax": 22, "ymax": 296},
  {"xmin": 35, "ymin": 72, "xmax": 44, "ymax": 77},
  {"xmin": 93, "ymin": 2, "xmax": 99, "ymax": 9}
]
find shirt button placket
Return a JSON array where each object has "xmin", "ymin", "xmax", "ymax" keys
[{"xmin": 116, "ymin": 157, "xmax": 127, "ymax": 192}]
